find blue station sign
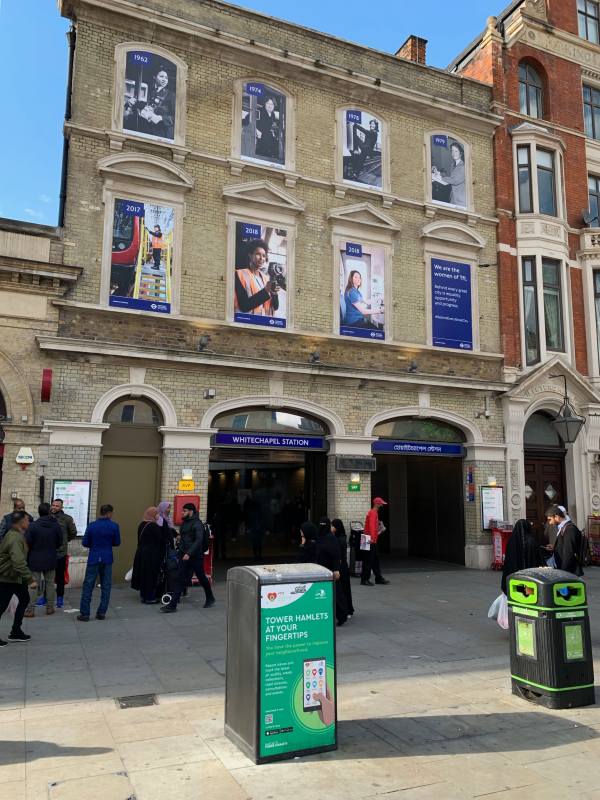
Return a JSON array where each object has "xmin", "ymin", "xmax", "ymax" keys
[
  {"xmin": 373, "ymin": 440, "xmax": 464, "ymax": 457},
  {"xmin": 215, "ymin": 432, "xmax": 325, "ymax": 450}
]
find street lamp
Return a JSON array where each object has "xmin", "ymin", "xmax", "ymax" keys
[{"xmin": 549, "ymin": 374, "xmax": 586, "ymax": 444}]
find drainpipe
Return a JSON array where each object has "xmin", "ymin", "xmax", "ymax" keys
[{"xmin": 58, "ymin": 25, "xmax": 76, "ymax": 229}]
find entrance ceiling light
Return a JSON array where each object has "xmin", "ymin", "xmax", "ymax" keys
[{"xmin": 549, "ymin": 374, "xmax": 586, "ymax": 445}]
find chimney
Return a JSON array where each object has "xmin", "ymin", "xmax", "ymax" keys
[{"xmin": 396, "ymin": 35, "xmax": 428, "ymax": 65}]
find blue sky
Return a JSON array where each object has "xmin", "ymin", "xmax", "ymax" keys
[{"xmin": 0, "ymin": 0, "xmax": 508, "ymax": 226}]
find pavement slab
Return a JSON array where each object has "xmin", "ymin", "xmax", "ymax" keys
[{"xmin": 0, "ymin": 559, "xmax": 598, "ymax": 799}]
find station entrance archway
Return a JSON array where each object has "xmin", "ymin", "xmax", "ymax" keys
[
  {"xmin": 372, "ymin": 417, "xmax": 466, "ymax": 565},
  {"xmin": 207, "ymin": 407, "xmax": 328, "ymax": 560},
  {"xmin": 524, "ymin": 410, "xmax": 566, "ymax": 538}
]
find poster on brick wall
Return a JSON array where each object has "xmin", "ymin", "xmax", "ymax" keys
[
  {"xmin": 109, "ymin": 198, "xmax": 175, "ymax": 314},
  {"xmin": 51, "ymin": 480, "xmax": 91, "ymax": 536},
  {"xmin": 430, "ymin": 134, "xmax": 467, "ymax": 208},
  {"xmin": 342, "ymin": 109, "xmax": 383, "ymax": 189},
  {"xmin": 431, "ymin": 258, "xmax": 473, "ymax": 350},
  {"xmin": 234, "ymin": 221, "xmax": 288, "ymax": 328},
  {"xmin": 123, "ymin": 50, "xmax": 177, "ymax": 143},
  {"xmin": 241, "ymin": 82, "xmax": 287, "ymax": 166},
  {"xmin": 339, "ymin": 241, "xmax": 385, "ymax": 340}
]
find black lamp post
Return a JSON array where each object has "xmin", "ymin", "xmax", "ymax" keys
[{"xmin": 549, "ymin": 374, "xmax": 586, "ymax": 444}]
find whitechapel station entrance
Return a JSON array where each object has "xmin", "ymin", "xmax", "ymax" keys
[
  {"xmin": 371, "ymin": 417, "xmax": 466, "ymax": 565},
  {"xmin": 207, "ymin": 408, "xmax": 328, "ymax": 561}
]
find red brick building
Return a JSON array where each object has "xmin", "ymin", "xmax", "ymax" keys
[{"xmin": 451, "ymin": 0, "xmax": 600, "ymax": 529}]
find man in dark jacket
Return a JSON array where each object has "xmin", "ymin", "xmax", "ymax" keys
[
  {"xmin": 77, "ymin": 504, "xmax": 121, "ymax": 621},
  {"xmin": 0, "ymin": 498, "xmax": 33, "ymax": 542},
  {"xmin": 24, "ymin": 503, "xmax": 62, "ymax": 617},
  {"xmin": 546, "ymin": 505, "xmax": 584, "ymax": 576},
  {"xmin": 0, "ymin": 511, "xmax": 37, "ymax": 644},
  {"xmin": 51, "ymin": 498, "xmax": 77, "ymax": 609},
  {"xmin": 160, "ymin": 502, "xmax": 215, "ymax": 613}
]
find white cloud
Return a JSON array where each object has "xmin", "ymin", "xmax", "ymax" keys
[
  {"xmin": 24, "ymin": 208, "xmax": 45, "ymax": 220},
  {"xmin": 39, "ymin": 194, "xmax": 52, "ymax": 204}
]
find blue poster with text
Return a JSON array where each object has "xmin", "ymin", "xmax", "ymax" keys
[{"xmin": 431, "ymin": 258, "xmax": 472, "ymax": 351}]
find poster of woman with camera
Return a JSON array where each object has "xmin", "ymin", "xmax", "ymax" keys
[{"xmin": 233, "ymin": 222, "xmax": 288, "ymax": 328}]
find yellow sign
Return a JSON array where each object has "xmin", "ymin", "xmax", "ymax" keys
[{"xmin": 178, "ymin": 479, "xmax": 195, "ymax": 491}]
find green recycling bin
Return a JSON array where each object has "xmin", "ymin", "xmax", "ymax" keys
[
  {"xmin": 225, "ymin": 564, "xmax": 337, "ymax": 763},
  {"xmin": 508, "ymin": 567, "xmax": 595, "ymax": 709}
]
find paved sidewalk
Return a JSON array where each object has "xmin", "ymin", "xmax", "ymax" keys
[{"xmin": 1, "ymin": 562, "xmax": 599, "ymax": 799}]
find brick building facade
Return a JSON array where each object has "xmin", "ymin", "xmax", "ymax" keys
[
  {"xmin": 1, "ymin": 0, "xmax": 512, "ymax": 576},
  {"xmin": 451, "ymin": 0, "xmax": 600, "ymax": 535}
]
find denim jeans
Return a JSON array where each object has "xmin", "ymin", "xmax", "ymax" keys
[{"xmin": 80, "ymin": 562, "xmax": 112, "ymax": 617}]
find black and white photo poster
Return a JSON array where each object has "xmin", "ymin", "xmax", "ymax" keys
[
  {"xmin": 342, "ymin": 110, "xmax": 382, "ymax": 189},
  {"xmin": 123, "ymin": 51, "xmax": 177, "ymax": 142},
  {"xmin": 241, "ymin": 83, "xmax": 286, "ymax": 166},
  {"xmin": 430, "ymin": 134, "xmax": 467, "ymax": 208}
]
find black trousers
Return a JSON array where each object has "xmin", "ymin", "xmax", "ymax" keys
[
  {"xmin": 55, "ymin": 556, "xmax": 67, "ymax": 598},
  {"xmin": 361, "ymin": 543, "xmax": 383, "ymax": 582},
  {"xmin": 169, "ymin": 554, "xmax": 214, "ymax": 608},
  {"xmin": 0, "ymin": 582, "xmax": 29, "ymax": 634},
  {"xmin": 153, "ymin": 248, "xmax": 162, "ymax": 269}
]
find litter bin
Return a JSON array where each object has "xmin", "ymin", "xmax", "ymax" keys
[
  {"xmin": 225, "ymin": 563, "xmax": 337, "ymax": 763},
  {"xmin": 508, "ymin": 567, "xmax": 595, "ymax": 709}
]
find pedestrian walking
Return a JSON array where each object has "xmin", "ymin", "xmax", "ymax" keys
[
  {"xmin": 160, "ymin": 502, "xmax": 215, "ymax": 613},
  {"xmin": 77, "ymin": 504, "xmax": 121, "ymax": 621},
  {"xmin": 545, "ymin": 505, "xmax": 584, "ymax": 575},
  {"xmin": 50, "ymin": 498, "xmax": 77, "ymax": 609},
  {"xmin": 0, "ymin": 511, "xmax": 37, "ymax": 645},
  {"xmin": 317, "ymin": 518, "xmax": 346, "ymax": 626},
  {"xmin": 331, "ymin": 518, "xmax": 354, "ymax": 618},
  {"xmin": 361, "ymin": 497, "xmax": 390, "ymax": 586},
  {"xmin": 0, "ymin": 498, "xmax": 33, "ymax": 542},
  {"xmin": 501, "ymin": 519, "xmax": 545, "ymax": 594},
  {"xmin": 131, "ymin": 506, "xmax": 170, "ymax": 604},
  {"xmin": 24, "ymin": 503, "xmax": 62, "ymax": 617}
]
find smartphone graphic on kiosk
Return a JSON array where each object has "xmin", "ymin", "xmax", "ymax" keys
[{"xmin": 303, "ymin": 657, "xmax": 326, "ymax": 712}]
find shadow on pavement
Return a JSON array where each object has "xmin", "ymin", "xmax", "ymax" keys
[
  {"xmin": 335, "ymin": 711, "xmax": 598, "ymax": 755},
  {"xmin": 0, "ymin": 740, "xmax": 113, "ymax": 765}
]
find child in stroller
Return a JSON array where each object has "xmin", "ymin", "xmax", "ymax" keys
[{"xmin": 160, "ymin": 544, "xmax": 183, "ymax": 606}]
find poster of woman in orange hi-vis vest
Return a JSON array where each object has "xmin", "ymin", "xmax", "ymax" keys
[{"xmin": 234, "ymin": 221, "xmax": 288, "ymax": 328}]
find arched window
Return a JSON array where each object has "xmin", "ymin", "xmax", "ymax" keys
[
  {"xmin": 373, "ymin": 417, "xmax": 466, "ymax": 443},
  {"xmin": 104, "ymin": 397, "xmax": 164, "ymax": 426},
  {"xmin": 524, "ymin": 411, "xmax": 562, "ymax": 448},
  {"xmin": 519, "ymin": 62, "xmax": 543, "ymax": 119},
  {"xmin": 214, "ymin": 407, "xmax": 327, "ymax": 435}
]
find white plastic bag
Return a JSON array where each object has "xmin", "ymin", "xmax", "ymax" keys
[
  {"xmin": 124, "ymin": 568, "xmax": 133, "ymax": 582},
  {"xmin": 7, "ymin": 595, "xmax": 19, "ymax": 616},
  {"xmin": 488, "ymin": 593, "xmax": 503, "ymax": 620},
  {"xmin": 497, "ymin": 594, "xmax": 509, "ymax": 630}
]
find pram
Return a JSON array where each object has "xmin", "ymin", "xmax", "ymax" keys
[{"xmin": 159, "ymin": 545, "xmax": 183, "ymax": 606}]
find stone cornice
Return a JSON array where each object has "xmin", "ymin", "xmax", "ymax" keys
[
  {"xmin": 508, "ymin": 14, "xmax": 600, "ymax": 74},
  {"xmin": 60, "ymin": 0, "xmax": 501, "ymax": 135},
  {"xmin": 0, "ymin": 256, "xmax": 82, "ymax": 297},
  {"xmin": 36, "ymin": 334, "xmax": 508, "ymax": 392}
]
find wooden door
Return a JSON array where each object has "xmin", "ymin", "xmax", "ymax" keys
[
  {"xmin": 98, "ymin": 454, "xmax": 160, "ymax": 582},
  {"xmin": 524, "ymin": 456, "xmax": 566, "ymax": 536}
]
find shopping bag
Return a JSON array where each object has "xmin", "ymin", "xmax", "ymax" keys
[
  {"xmin": 360, "ymin": 534, "xmax": 371, "ymax": 551},
  {"xmin": 125, "ymin": 568, "xmax": 133, "ymax": 582},
  {"xmin": 497, "ymin": 594, "xmax": 509, "ymax": 630},
  {"xmin": 487, "ymin": 593, "xmax": 503, "ymax": 620},
  {"xmin": 7, "ymin": 595, "xmax": 19, "ymax": 616}
]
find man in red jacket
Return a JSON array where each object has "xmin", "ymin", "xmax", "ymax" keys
[{"xmin": 361, "ymin": 497, "xmax": 390, "ymax": 586}]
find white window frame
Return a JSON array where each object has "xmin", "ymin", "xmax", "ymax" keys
[
  {"xmin": 517, "ymin": 254, "xmax": 572, "ymax": 369},
  {"xmin": 512, "ymin": 132, "xmax": 565, "ymax": 220},
  {"xmin": 335, "ymin": 106, "xmax": 390, "ymax": 194},
  {"xmin": 112, "ymin": 42, "xmax": 188, "ymax": 148},
  {"xmin": 225, "ymin": 208, "xmax": 298, "ymax": 331},
  {"xmin": 424, "ymin": 130, "xmax": 473, "ymax": 213},
  {"xmin": 231, "ymin": 78, "xmax": 296, "ymax": 173}
]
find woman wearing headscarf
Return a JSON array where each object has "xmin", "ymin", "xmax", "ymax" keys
[
  {"xmin": 331, "ymin": 519, "xmax": 354, "ymax": 619},
  {"xmin": 501, "ymin": 519, "xmax": 545, "ymax": 595},
  {"xmin": 299, "ymin": 521, "xmax": 318, "ymax": 563},
  {"xmin": 131, "ymin": 506, "xmax": 170, "ymax": 604}
]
